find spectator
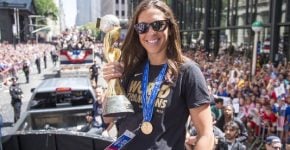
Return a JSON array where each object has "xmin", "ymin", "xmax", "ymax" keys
[
  {"xmin": 286, "ymin": 133, "xmax": 290, "ymax": 150},
  {"xmin": 211, "ymin": 98, "xmax": 224, "ymax": 121},
  {"xmin": 81, "ymin": 86, "xmax": 113, "ymax": 137},
  {"xmin": 216, "ymin": 104, "xmax": 248, "ymax": 143},
  {"xmin": 276, "ymin": 98, "xmax": 288, "ymax": 140},
  {"xmin": 217, "ymin": 121, "xmax": 246, "ymax": 150},
  {"xmin": 265, "ymin": 135, "xmax": 282, "ymax": 150},
  {"xmin": 261, "ymin": 105, "xmax": 277, "ymax": 136},
  {"xmin": 22, "ymin": 59, "xmax": 30, "ymax": 83}
]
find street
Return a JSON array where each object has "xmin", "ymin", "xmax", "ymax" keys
[
  {"xmin": 0, "ymin": 57, "xmax": 59, "ymax": 135},
  {"xmin": 0, "ymin": 53, "xmax": 106, "ymax": 136}
]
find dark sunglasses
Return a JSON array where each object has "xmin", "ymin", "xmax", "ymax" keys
[{"xmin": 134, "ymin": 20, "xmax": 169, "ymax": 34}]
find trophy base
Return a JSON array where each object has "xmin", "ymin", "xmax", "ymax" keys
[{"xmin": 103, "ymin": 95, "xmax": 134, "ymax": 117}]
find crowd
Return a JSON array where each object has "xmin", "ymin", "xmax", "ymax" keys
[
  {"xmin": 184, "ymin": 49, "xmax": 290, "ymax": 149},
  {"xmin": 0, "ymin": 42, "xmax": 56, "ymax": 86},
  {"xmin": 0, "ymin": 26, "xmax": 104, "ymax": 87},
  {"xmin": 54, "ymin": 27, "xmax": 95, "ymax": 50}
]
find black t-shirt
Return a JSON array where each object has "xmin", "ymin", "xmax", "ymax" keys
[{"xmin": 118, "ymin": 60, "xmax": 210, "ymax": 150}]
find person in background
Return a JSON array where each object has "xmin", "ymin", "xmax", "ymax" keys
[
  {"xmin": 261, "ymin": 105, "xmax": 277, "ymax": 137},
  {"xmin": 216, "ymin": 104, "xmax": 248, "ymax": 143},
  {"xmin": 89, "ymin": 60, "xmax": 100, "ymax": 87},
  {"xmin": 102, "ymin": 0, "xmax": 214, "ymax": 149},
  {"xmin": 43, "ymin": 51, "xmax": 47, "ymax": 69},
  {"xmin": 286, "ymin": 133, "xmax": 290, "ymax": 150},
  {"xmin": 9, "ymin": 78, "xmax": 23, "ymax": 122},
  {"xmin": 211, "ymin": 98, "xmax": 224, "ymax": 121},
  {"xmin": 22, "ymin": 59, "xmax": 30, "ymax": 83},
  {"xmin": 81, "ymin": 86, "xmax": 114, "ymax": 137},
  {"xmin": 265, "ymin": 135, "xmax": 282, "ymax": 150},
  {"xmin": 218, "ymin": 121, "xmax": 246, "ymax": 150},
  {"xmin": 51, "ymin": 50, "xmax": 58, "ymax": 66},
  {"xmin": 35, "ymin": 56, "xmax": 41, "ymax": 74}
]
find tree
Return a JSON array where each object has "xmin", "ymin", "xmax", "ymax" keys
[
  {"xmin": 33, "ymin": 0, "xmax": 58, "ymax": 20},
  {"xmin": 81, "ymin": 22, "xmax": 102, "ymax": 40}
]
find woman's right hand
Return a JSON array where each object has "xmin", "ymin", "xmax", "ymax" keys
[
  {"xmin": 185, "ymin": 136, "xmax": 197, "ymax": 145},
  {"xmin": 102, "ymin": 62, "xmax": 124, "ymax": 81}
]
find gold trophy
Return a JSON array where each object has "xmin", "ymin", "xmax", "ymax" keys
[{"xmin": 98, "ymin": 15, "xmax": 134, "ymax": 117}]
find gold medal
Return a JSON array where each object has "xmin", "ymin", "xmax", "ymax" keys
[{"xmin": 141, "ymin": 122, "xmax": 153, "ymax": 135}]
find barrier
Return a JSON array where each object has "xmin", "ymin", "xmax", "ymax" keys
[
  {"xmin": 2, "ymin": 132, "xmax": 113, "ymax": 150},
  {"xmin": 0, "ymin": 63, "xmax": 24, "ymax": 89}
]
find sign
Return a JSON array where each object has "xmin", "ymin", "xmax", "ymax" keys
[
  {"xmin": 274, "ymin": 83, "xmax": 286, "ymax": 99},
  {"xmin": 59, "ymin": 49, "xmax": 93, "ymax": 64}
]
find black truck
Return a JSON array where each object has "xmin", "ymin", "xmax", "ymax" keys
[{"xmin": 2, "ymin": 77, "xmax": 113, "ymax": 150}]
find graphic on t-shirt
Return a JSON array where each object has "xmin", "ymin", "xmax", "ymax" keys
[{"xmin": 127, "ymin": 80, "xmax": 171, "ymax": 114}]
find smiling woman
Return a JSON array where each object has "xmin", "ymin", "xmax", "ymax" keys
[{"xmin": 102, "ymin": 0, "xmax": 214, "ymax": 149}]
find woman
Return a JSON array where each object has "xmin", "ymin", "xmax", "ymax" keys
[
  {"xmin": 216, "ymin": 104, "xmax": 248, "ymax": 143},
  {"xmin": 103, "ymin": 0, "xmax": 214, "ymax": 149}
]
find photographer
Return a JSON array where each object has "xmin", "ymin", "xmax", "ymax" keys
[{"xmin": 9, "ymin": 78, "xmax": 23, "ymax": 122}]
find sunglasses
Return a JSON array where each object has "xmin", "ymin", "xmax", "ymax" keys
[{"xmin": 134, "ymin": 20, "xmax": 169, "ymax": 34}]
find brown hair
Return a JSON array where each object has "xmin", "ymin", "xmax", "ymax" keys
[
  {"xmin": 224, "ymin": 121, "xmax": 240, "ymax": 135},
  {"xmin": 120, "ymin": 0, "xmax": 186, "ymax": 80}
]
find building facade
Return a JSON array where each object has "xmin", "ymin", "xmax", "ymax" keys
[
  {"xmin": 167, "ymin": 0, "xmax": 290, "ymax": 62},
  {"xmin": 0, "ymin": 0, "xmax": 35, "ymax": 43},
  {"xmin": 75, "ymin": 0, "xmax": 129, "ymax": 26}
]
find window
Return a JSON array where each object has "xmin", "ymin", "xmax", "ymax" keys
[
  {"xmin": 116, "ymin": 10, "xmax": 119, "ymax": 16},
  {"xmin": 116, "ymin": 0, "xmax": 119, "ymax": 4},
  {"xmin": 122, "ymin": 0, "xmax": 125, "ymax": 4},
  {"xmin": 29, "ymin": 90, "xmax": 94, "ymax": 109},
  {"xmin": 121, "ymin": 10, "xmax": 125, "ymax": 16}
]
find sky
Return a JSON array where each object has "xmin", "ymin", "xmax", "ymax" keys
[{"xmin": 61, "ymin": 0, "xmax": 77, "ymax": 28}]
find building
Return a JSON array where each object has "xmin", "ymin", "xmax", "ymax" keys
[
  {"xmin": 129, "ymin": 0, "xmax": 290, "ymax": 62},
  {"xmin": 57, "ymin": 0, "xmax": 65, "ymax": 32},
  {"xmin": 75, "ymin": 0, "xmax": 102, "ymax": 26},
  {"xmin": 0, "ymin": 0, "xmax": 36, "ymax": 43},
  {"xmin": 75, "ymin": 0, "xmax": 130, "ymax": 26},
  {"xmin": 168, "ymin": 0, "xmax": 290, "ymax": 62}
]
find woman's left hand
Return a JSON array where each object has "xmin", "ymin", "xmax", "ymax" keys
[{"xmin": 102, "ymin": 62, "xmax": 124, "ymax": 82}]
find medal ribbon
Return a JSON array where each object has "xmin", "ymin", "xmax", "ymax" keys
[{"xmin": 141, "ymin": 60, "xmax": 167, "ymax": 122}]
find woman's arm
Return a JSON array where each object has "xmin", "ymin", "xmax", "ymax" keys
[{"xmin": 190, "ymin": 104, "xmax": 214, "ymax": 150}]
